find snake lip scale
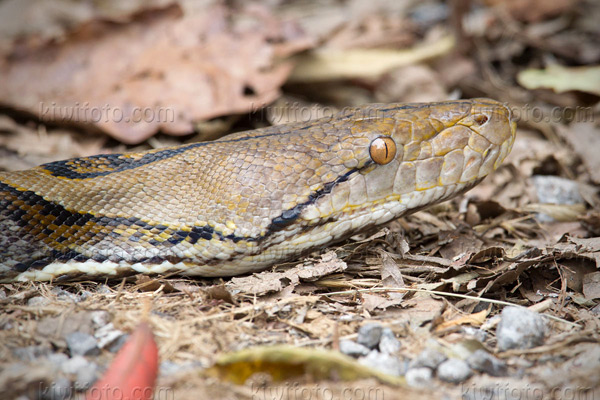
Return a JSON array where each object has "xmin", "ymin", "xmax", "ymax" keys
[{"xmin": 0, "ymin": 98, "xmax": 516, "ymax": 282}]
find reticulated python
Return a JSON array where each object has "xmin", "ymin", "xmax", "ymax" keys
[{"xmin": 0, "ymin": 99, "xmax": 516, "ymax": 282}]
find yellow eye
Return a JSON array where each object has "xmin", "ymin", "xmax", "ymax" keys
[{"xmin": 369, "ymin": 137, "xmax": 396, "ymax": 165}]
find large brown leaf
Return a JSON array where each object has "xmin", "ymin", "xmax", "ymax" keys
[{"xmin": 0, "ymin": 4, "xmax": 312, "ymax": 143}]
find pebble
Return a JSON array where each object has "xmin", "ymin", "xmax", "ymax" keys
[
  {"xmin": 50, "ymin": 287, "xmax": 78, "ymax": 302},
  {"xmin": 531, "ymin": 175, "xmax": 583, "ymax": 222},
  {"xmin": 466, "ymin": 349, "xmax": 508, "ymax": 377},
  {"xmin": 339, "ymin": 339, "xmax": 370, "ymax": 357},
  {"xmin": 496, "ymin": 306, "xmax": 546, "ymax": 351},
  {"xmin": 41, "ymin": 376, "xmax": 72, "ymax": 400},
  {"xmin": 437, "ymin": 359, "xmax": 473, "ymax": 383},
  {"xmin": 66, "ymin": 332, "xmax": 100, "ymax": 356},
  {"xmin": 12, "ymin": 345, "xmax": 51, "ymax": 361},
  {"xmin": 75, "ymin": 365, "xmax": 99, "ymax": 390},
  {"xmin": 108, "ymin": 334, "xmax": 129, "ymax": 353},
  {"xmin": 95, "ymin": 323, "xmax": 125, "ymax": 349},
  {"xmin": 46, "ymin": 353, "xmax": 69, "ymax": 368},
  {"xmin": 27, "ymin": 296, "xmax": 50, "ymax": 307},
  {"xmin": 378, "ymin": 328, "xmax": 401, "ymax": 354},
  {"xmin": 90, "ymin": 311, "xmax": 112, "ymax": 328},
  {"xmin": 358, "ymin": 350, "xmax": 405, "ymax": 377},
  {"xmin": 462, "ymin": 326, "xmax": 488, "ymax": 343},
  {"xmin": 409, "ymin": 348, "xmax": 448, "ymax": 370},
  {"xmin": 357, "ymin": 323, "xmax": 383, "ymax": 349},
  {"xmin": 61, "ymin": 355, "xmax": 99, "ymax": 390},
  {"xmin": 405, "ymin": 367, "xmax": 433, "ymax": 388}
]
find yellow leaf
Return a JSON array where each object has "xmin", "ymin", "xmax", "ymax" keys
[
  {"xmin": 206, "ymin": 345, "xmax": 405, "ymax": 386},
  {"xmin": 517, "ymin": 64, "xmax": 600, "ymax": 96}
]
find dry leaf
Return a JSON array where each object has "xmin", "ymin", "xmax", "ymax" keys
[
  {"xmin": 289, "ymin": 35, "xmax": 454, "ymax": 82},
  {"xmin": 557, "ymin": 123, "xmax": 600, "ymax": 185},
  {"xmin": 434, "ymin": 310, "xmax": 488, "ymax": 332},
  {"xmin": 208, "ymin": 345, "xmax": 405, "ymax": 385},
  {"xmin": 227, "ymin": 252, "xmax": 347, "ymax": 296},
  {"xmin": 582, "ymin": 272, "xmax": 600, "ymax": 300},
  {"xmin": 0, "ymin": 4, "xmax": 312, "ymax": 143},
  {"xmin": 517, "ymin": 64, "xmax": 600, "ymax": 96}
]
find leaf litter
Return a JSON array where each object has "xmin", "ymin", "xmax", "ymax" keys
[{"xmin": 0, "ymin": 0, "xmax": 600, "ymax": 399}]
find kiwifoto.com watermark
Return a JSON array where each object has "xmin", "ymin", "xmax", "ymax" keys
[
  {"xmin": 251, "ymin": 382, "xmax": 384, "ymax": 400},
  {"xmin": 39, "ymin": 102, "xmax": 176, "ymax": 124},
  {"xmin": 250, "ymin": 101, "xmax": 595, "ymax": 125},
  {"xmin": 40, "ymin": 382, "xmax": 175, "ymax": 400},
  {"xmin": 461, "ymin": 382, "xmax": 596, "ymax": 400}
]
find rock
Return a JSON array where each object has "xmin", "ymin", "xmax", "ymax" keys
[
  {"xmin": 531, "ymin": 176, "xmax": 584, "ymax": 222},
  {"xmin": 46, "ymin": 353, "xmax": 69, "ymax": 368},
  {"xmin": 27, "ymin": 296, "xmax": 50, "ymax": 307},
  {"xmin": 61, "ymin": 355, "xmax": 90, "ymax": 375},
  {"xmin": 409, "ymin": 348, "xmax": 448, "ymax": 370},
  {"xmin": 357, "ymin": 323, "xmax": 383, "ymax": 349},
  {"xmin": 496, "ymin": 306, "xmax": 546, "ymax": 351},
  {"xmin": 12, "ymin": 345, "xmax": 51, "ymax": 361},
  {"xmin": 66, "ymin": 332, "xmax": 100, "ymax": 356},
  {"xmin": 74, "ymin": 364, "xmax": 99, "ymax": 390},
  {"xmin": 405, "ymin": 367, "xmax": 433, "ymax": 388},
  {"xmin": 437, "ymin": 359, "xmax": 473, "ymax": 383},
  {"xmin": 41, "ymin": 376, "xmax": 72, "ymax": 400},
  {"xmin": 462, "ymin": 326, "xmax": 488, "ymax": 343},
  {"xmin": 61, "ymin": 355, "xmax": 99, "ymax": 390},
  {"xmin": 108, "ymin": 334, "xmax": 129, "ymax": 353},
  {"xmin": 50, "ymin": 287, "xmax": 78, "ymax": 302},
  {"xmin": 95, "ymin": 323, "xmax": 125, "ymax": 349},
  {"xmin": 378, "ymin": 328, "xmax": 401, "ymax": 354},
  {"xmin": 339, "ymin": 339, "xmax": 370, "ymax": 357},
  {"xmin": 358, "ymin": 350, "xmax": 405, "ymax": 377},
  {"xmin": 466, "ymin": 349, "xmax": 508, "ymax": 377},
  {"xmin": 90, "ymin": 311, "xmax": 112, "ymax": 328}
]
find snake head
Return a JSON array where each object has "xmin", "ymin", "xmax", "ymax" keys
[{"xmin": 300, "ymin": 98, "xmax": 516, "ymax": 232}]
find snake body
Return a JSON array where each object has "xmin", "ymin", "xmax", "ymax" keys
[{"xmin": 0, "ymin": 99, "xmax": 516, "ymax": 282}]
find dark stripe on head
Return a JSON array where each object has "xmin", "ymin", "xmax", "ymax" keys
[{"xmin": 265, "ymin": 165, "xmax": 362, "ymax": 233}]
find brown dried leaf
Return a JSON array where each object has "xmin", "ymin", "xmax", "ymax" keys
[
  {"xmin": 485, "ymin": 0, "xmax": 580, "ymax": 22},
  {"xmin": 434, "ymin": 309, "xmax": 488, "ymax": 332},
  {"xmin": 582, "ymin": 272, "xmax": 600, "ymax": 300},
  {"xmin": 227, "ymin": 252, "xmax": 347, "ymax": 296},
  {"xmin": 557, "ymin": 123, "xmax": 600, "ymax": 184},
  {"xmin": 0, "ymin": 4, "xmax": 312, "ymax": 143}
]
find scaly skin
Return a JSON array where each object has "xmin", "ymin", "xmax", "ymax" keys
[{"xmin": 0, "ymin": 99, "xmax": 516, "ymax": 281}]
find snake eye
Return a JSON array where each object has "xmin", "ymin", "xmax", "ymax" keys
[{"xmin": 369, "ymin": 137, "xmax": 396, "ymax": 165}]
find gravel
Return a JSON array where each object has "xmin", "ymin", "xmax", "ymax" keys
[
  {"xmin": 405, "ymin": 367, "xmax": 433, "ymax": 388},
  {"xmin": 409, "ymin": 348, "xmax": 448, "ymax": 370},
  {"xmin": 12, "ymin": 345, "xmax": 51, "ymax": 361},
  {"xmin": 41, "ymin": 376, "xmax": 72, "ymax": 400},
  {"xmin": 357, "ymin": 323, "xmax": 383, "ymax": 349},
  {"xmin": 496, "ymin": 306, "xmax": 546, "ymax": 351},
  {"xmin": 437, "ymin": 358, "xmax": 473, "ymax": 383},
  {"xmin": 466, "ymin": 349, "xmax": 508, "ymax": 377},
  {"xmin": 339, "ymin": 339, "xmax": 370, "ymax": 357},
  {"xmin": 61, "ymin": 356, "xmax": 99, "ymax": 390},
  {"xmin": 358, "ymin": 350, "xmax": 406, "ymax": 377},
  {"xmin": 66, "ymin": 332, "xmax": 100, "ymax": 356},
  {"xmin": 378, "ymin": 328, "xmax": 401, "ymax": 354}
]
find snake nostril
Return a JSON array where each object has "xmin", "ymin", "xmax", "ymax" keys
[{"xmin": 474, "ymin": 114, "xmax": 489, "ymax": 126}]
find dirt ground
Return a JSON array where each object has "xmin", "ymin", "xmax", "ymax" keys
[{"xmin": 0, "ymin": 0, "xmax": 599, "ymax": 399}]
